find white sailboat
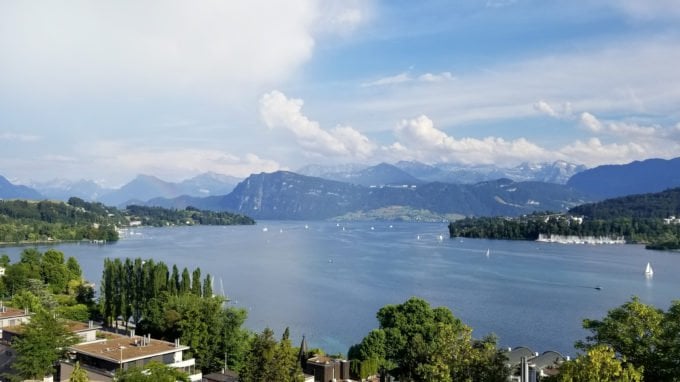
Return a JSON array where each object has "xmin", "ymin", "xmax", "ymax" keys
[
  {"xmin": 645, "ymin": 262, "xmax": 654, "ymax": 277},
  {"xmin": 485, "ymin": 249, "xmax": 490, "ymax": 258}
]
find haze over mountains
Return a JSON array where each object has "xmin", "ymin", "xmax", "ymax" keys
[{"xmin": 2, "ymin": 157, "xmax": 679, "ymax": 221}]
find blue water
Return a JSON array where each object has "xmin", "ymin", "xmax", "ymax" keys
[{"xmin": 2, "ymin": 221, "xmax": 677, "ymax": 357}]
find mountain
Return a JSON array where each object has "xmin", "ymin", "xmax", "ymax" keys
[
  {"xmin": 0, "ymin": 175, "xmax": 43, "ymax": 200},
  {"xmin": 176, "ymin": 172, "xmax": 241, "ymax": 197},
  {"xmin": 296, "ymin": 163, "xmax": 367, "ymax": 178},
  {"xmin": 410, "ymin": 161, "xmax": 586, "ymax": 184},
  {"xmin": 569, "ymin": 187, "xmax": 680, "ymax": 219},
  {"xmin": 303, "ymin": 160, "xmax": 586, "ymax": 185},
  {"xmin": 566, "ymin": 157, "xmax": 680, "ymax": 199},
  {"xmin": 190, "ymin": 171, "xmax": 591, "ymax": 220},
  {"xmin": 99, "ymin": 175, "xmax": 180, "ymax": 206},
  {"xmin": 100, "ymin": 173, "xmax": 241, "ymax": 206},
  {"xmin": 29, "ymin": 179, "xmax": 110, "ymax": 201}
]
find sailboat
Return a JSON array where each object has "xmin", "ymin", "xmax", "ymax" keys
[
  {"xmin": 485, "ymin": 249, "xmax": 490, "ymax": 258},
  {"xmin": 645, "ymin": 262, "xmax": 654, "ymax": 277}
]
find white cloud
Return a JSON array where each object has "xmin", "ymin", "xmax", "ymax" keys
[
  {"xmin": 260, "ymin": 91, "xmax": 376, "ymax": 159},
  {"xmin": 362, "ymin": 72, "xmax": 413, "ymax": 87},
  {"xmin": 533, "ymin": 101, "xmax": 558, "ymax": 117},
  {"xmin": 607, "ymin": 0, "xmax": 680, "ymax": 20},
  {"xmin": 351, "ymin": 38, "xmax": 680, "ymax": 133},
  {"xmin": 0, "ymin": 132, "xmax": 41, "ymax": 142},
  {"xmin": 0, "ymin": 1, "xmax": 361, "ymax": 100},
  {"xmin": 559, "ymin": 138, "xmax": 647, "ymax": 166},
  {"xmin": 80, "ymin": 141, "xmax": 280, "ymax": 184},
  {"xmin": 315, "ymin": 0, "xmax": 371, "ymax": 35},
  {"xmin": 580, "ymin": 112, "xmax": 603, "ymax": 132},
  {"xmin": 391, "ymin": 115, "xmax": 551, "ymax": 165},
  {"xmin": 362, "ymin": 71, "xmax": 454, "ymax": 87},
  {"xmin": 418, "ymin": 72, "xmax": 455, "ymax": 82}
]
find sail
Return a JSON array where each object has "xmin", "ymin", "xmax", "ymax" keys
[{"xmin": 645, "ymin": 262, "xmax": 654, "ymax": 276}]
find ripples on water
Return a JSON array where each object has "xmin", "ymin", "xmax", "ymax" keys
[{"xmin": 2, "ymin": 221, "xmax": 677, "ymax": 356}]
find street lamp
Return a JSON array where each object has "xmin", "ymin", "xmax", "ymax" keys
[{"xmin": 119, "ymin": 346, "xmax": 126, "ymax": 372}]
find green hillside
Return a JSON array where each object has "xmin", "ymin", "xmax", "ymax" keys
[{"xmin": 449, "ymin": 188, "xmax": 680, "ymax": 251}]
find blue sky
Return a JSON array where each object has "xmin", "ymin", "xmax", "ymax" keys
[{"xmin": 1, "ymin": 0, "xmax": 679, "ymax": 186}]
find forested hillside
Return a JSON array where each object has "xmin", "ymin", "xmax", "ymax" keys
[
  {"xmin": 449, "ymin": 188, "xmax": 680, "ymax": 250},
  {"xmin": 125, "ymin": 205, "xmax": 254, "ymax": 226},
  {"xmin": 0, "ymin": 198, "xmax": 121, "ymax": 243}
]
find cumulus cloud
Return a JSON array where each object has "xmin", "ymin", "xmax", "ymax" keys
[
  {"xmin": 391, "ymin": 115, "xmax": 550, "ymax": 165},
  {"xmin": 260, "ymin": 90, "xmax": 376, "ymax": 159},
  {"xmin": 559, "ymin": 138, "xmax": 647, "ymax": 166}
]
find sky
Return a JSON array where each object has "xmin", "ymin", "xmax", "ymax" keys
[{"xmin": 1, "ymin": 0, "xmax": 679, "ymax": 187}]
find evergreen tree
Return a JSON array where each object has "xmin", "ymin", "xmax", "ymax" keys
[
  {"xmin": 202, "ymin": 274, "xmax": 213, "ymax": 298},
  {"xmin": 181, "ymin": 267, "xmax": 191, "ymax": 294},
  {"xmin": 191, "ymin": 268, "xmax": 202, "ymax": 295}
]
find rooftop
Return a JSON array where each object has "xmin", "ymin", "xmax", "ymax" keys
[
  {"xmin": 71, "ymin": 334, "xmax": 188, "ymax": 363},
  {"xmin": 0, "ymin": 307, "xmax": 29, "ymax": 319},
  {"xmin": 307, "ymin": 355, "xmax": 346, "ymax": 365}
]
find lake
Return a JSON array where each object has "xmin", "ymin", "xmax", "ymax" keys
[{"xmin": 2, "ymin": 221, "xmax": 678, "ymax": 357}]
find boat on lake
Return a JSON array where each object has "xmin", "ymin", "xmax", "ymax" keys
[{"xmin": 645, "ymin": 262, "xmax": 654, "ymax": 277}]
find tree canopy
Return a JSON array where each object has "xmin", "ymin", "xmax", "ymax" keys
[{"xmin": 348, "ymin": 297, "xmax": 509, "ymax": 382}]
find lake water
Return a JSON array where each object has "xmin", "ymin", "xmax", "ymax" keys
[{"xmin": 2, "ymin": 221, "xmax": 678, "ymax": 357}]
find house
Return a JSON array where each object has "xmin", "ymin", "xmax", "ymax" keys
[
  {"xmin": 0, "ymin": 305, "xmax": 31, "ymax": 339},
  {"xmin": 504, "ymin": 347, "xmax": 567, "ymax": 382},
  {"xmin": 202, "ymin": 369, "xmax": 239, "ymax": 382},
  {"xmin": 60, "ymin": 333, "xmax": 202, "ymax": 382},
  {"xmin": 303, "ymin": 355, "xmax": 352, "ymax": 382},
  {"xmin": 2, "ymin": 319, "xmax": 99, "ymax": 344}
]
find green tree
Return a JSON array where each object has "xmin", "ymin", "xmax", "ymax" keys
[
  {"xmin": 70, "ymin": 361, "xmax": 89, "ymax": 382},
  {"xmin": 66, "ymin": 256, "xmax": 82, "ymax": 280},
  {"xmin": 547, "ymin": 345, "xmax": 643, "ymax": 382},
  {"xmin": 191, "ymin": 268, "xmax": 201, "ymax": 295},
  {"xmin": 12, "ymin": 310, "xmax": 79, "ymax": 380},
  {"xmin": 180, "ymin": 267, "xmax": 191, "ymax": 294},
  {"xmin": 577, "ymin": 297, "xmax": 663, "ymax": 380},
  {"xmin": 202, "ymin": 274, "xmax": 213, "ymax": 298},
  {"xmin": 349, "ymin": 297, "xmax": 508, "ymax": 382},
  {"xmin": 240, "ymin": 328, "xmax": 301, "ymax": 382}
]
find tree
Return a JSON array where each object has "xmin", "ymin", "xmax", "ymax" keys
[
  {"xmin": 349, "ymin": 297, "xmax": 508, "ymax": 382},
  {"xmin": 577, "ymin": 296, "xmax": 663, "ymax": 380},
  {"xmin": 240, "ymin": 328, "xmax": 302, "ymax": 382},
  {"xmin": 181, "ymin": 267, "xmax": 191, "ymax": 294},
  {"xmin": 191, "ymin": 268, "xmax": 202, "ymax": 295},
  {"xmin": 547, "ymin": 345, "xmax": 643, "ymax": 382},
  {"xmin": 70, "ymin": 361, "xmax": 89, "ymax": 382},
  {"xmin": 12, "ymin": 310, "xmax": 79, "ymax": 380},
  {"xmin": 202, "ymin": 274, "xmax": 213, "ymax": 298},
  {"xmin": 115, "ymin": 361, "xmax": 189, "ymax": 382}
]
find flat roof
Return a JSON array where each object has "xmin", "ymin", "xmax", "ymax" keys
[
  {"xmin": 65, "ymin": 320, "xmax": 100, "ymax": 333},
  {"xmin": 0, "ymin": 307, "xmax": 29, "ymax": 319},
  {"xmin": 3, "ymin": 320, "xmax": 100, "ymax": 336},
  {"xmin": 71, "ymin": 334, "xmax": 189, "ymax": 364}
]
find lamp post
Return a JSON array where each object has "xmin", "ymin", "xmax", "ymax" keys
[{"xmin": 119, "ymin": 346, "xmax": 126, "ymax": 372}]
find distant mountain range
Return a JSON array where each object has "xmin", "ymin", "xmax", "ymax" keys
[
  {"xmin": 0, "ymin": 175, "xmax": 43, "ymax": 200},
  {"xmin": 148, "ymin": 171, "xmax": 590, "ymax": 220},
  {"xmin": 298, "ymin": 160, "xmax": 587, "ymax": 185},
  {"xmin": 2, "ymin": 157, "xmax": 680, "ymax": 221},
  {"xmin": 22, "ymin": 172, "xmax": 242, "ymax": 205},
  {"xmin": 566, "ymin": 157, "xmax": 680, "ymax": 199}
]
